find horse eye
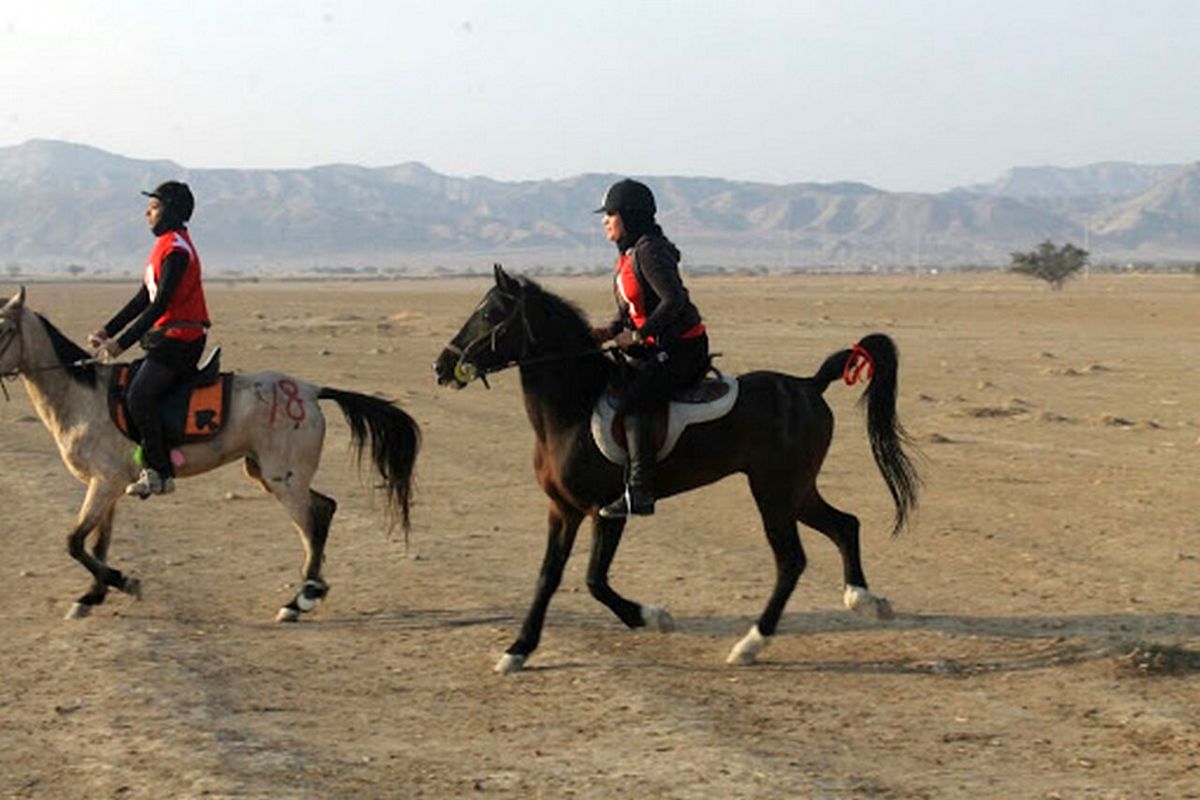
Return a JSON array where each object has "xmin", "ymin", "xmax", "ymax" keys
[{"xmin": 484, "ymin": 307, "xmax": 505, "ymax": 324}]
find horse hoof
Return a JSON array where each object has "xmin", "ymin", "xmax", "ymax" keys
[
  {"xmin": 275, "ymin": 607, "xmax": 300, "ymax": 623},
  {"xmin": 641, "ymin": 604, "xmax": 676, "ymax": 632},
  {"xmin": 64, "ymin": 602, "xmax": 91, "ymax": 620},
  {"xmin": 122, "ymin": 577, "xmax": 142, "ymax": 600},
  {"xmin": 844, "ymin": 586, "xmax": 895, "ymax": 620},
  {"xmin": 494, "ymin": 653, "xmax": 525, "ymax": 675},
  {"xmin": 727, "ymin": 625, "xmax": 767, "ymax": 666}
]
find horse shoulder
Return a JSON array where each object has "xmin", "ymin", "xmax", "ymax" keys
[{"xmin": 58, "ymin": 424, "xmax": 130, "ymax": 483}]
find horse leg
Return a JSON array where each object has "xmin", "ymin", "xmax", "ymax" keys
[
  {"xmin": 270, "ymin": 485, "xmax": 332, "ymax": 623},
  {"xmin": 728, "ymin": 484, "xmax": 806, "ymax": 665},
  {"xmin": 798, "ymin": 491, "xmax": 894, "ymax": 620},
  {"xmin": 274, "ymin": 488, "xmax": 337, "ymax": 622},
  {"xmin": 65, "ymin": 481, "xmax": 138, "ymax": 619},
  {"xmin": 496, "ymin": 504, "xmax": 582, "ymax": 675},
  {"xmin": 245, "ymin": 452, "xmax": 332, "ymax": 622},
  {"xmin": 586, "ymin": 516, "xmax": 675, "ymax": 632}
]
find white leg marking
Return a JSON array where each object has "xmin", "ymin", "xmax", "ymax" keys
[
  {"xmin": 494, "ymin": 653, "xmax": 526, "ymax": 675},
  {"xmin": 640, "ymin": 604, "xmax": 676, "ymax": 632},
  {"xmin": 844, "ymin": 585, "xmax": 895, "ymax": 620},
  {"xmin": 64, "ymin": 602, "xmax": 91, "ymax": 620},
  {"xmin": 727, "ymin": 624, "xmax": 767, "ymax": 665},
  {"xmin": 275, "ymin": 606, "xmax": 300, "ymax": 623}
]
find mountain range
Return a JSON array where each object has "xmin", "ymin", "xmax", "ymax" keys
[{"xmin": 1, "ymin": 139, "xmax": 1197, "ymax": 274}]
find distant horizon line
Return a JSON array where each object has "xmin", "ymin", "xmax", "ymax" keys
[{"xmin": 4, "ymin": 137, "xmax": 1193, "ymax": 197}]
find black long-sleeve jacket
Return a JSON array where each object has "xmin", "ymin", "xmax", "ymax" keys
[
  {"xmin": 103, "ymin": 250, "xmax": 189, "ymax": 351},
  {"xmin": 602, "ymin": 233, "xmax": 703, "ymax": 346}
]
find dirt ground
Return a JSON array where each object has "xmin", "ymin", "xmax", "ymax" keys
[{"xmin": 0, "ymin": 272, "xmax": 1197, "ymax": 799}]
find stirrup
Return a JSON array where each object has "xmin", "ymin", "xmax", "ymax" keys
[
  {"xmin": 125, "ymin": 468, "xmax": 175, "ymax": 499},
  {"xmin": 599, "ymin": 487, "xmax": 655, "ymax": 519}
]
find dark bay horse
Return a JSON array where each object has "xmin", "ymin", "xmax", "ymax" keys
[
  {"xmin": 435, "ymin": 266, "xmax": 920, "ymax": 673},
  {"xmin": 0, "ymin": 288, "xmax": 419, "ymax": 621}
]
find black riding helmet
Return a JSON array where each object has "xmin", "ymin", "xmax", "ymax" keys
[
  {"xmin": 596, "ymin": 179, "xmax": 660, "ymax": 251},
  {"xmin": 594, "ymin": 178, "xmax": 656, "ymax": 216},
  {"xmin": 142, "ymin": 180, "xmax": 194, "ymax": 231}
]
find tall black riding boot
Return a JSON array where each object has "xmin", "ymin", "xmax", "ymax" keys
[{"xmin": 600, "ymin": 412, "xmax": 656, "ymax": 518}]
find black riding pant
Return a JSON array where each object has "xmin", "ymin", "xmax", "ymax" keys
[
  {"xmin": 126, "ymin": 336, "xmax": 205, "ymax": 477},
  {"xmin": 617, "ymin": 333, "xmax": 709, "ymax": 414}
]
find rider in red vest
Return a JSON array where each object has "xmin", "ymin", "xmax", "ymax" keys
[
  {"xmin": 89, "ymin": 181, "xmax": 211, "ymax": 498},
  {"xmin": 592, "ymin": 179, "xmax": 709, "ymax": 517}
]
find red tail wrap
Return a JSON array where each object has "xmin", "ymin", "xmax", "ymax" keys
[{"xmin": 843, "ymin": 343, "xmax": 875, "ymax": 386}]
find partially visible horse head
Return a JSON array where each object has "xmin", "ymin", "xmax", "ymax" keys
[
  {"xmin": 434, "ymin": 264, "xmax": 534, "ymax": 389},
  {"xmin": 0, "ymin": 287, "xmax": 97, "ymax": 386},
  {"xmin": 0, "ymin": 287, "xmax": 28, "ymax": 376}
]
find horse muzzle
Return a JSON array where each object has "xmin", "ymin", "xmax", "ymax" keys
[{"xmin": 433, "ymin": 349, "xmax": 473, "ymax": 389}]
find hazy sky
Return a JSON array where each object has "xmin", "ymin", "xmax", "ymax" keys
[{"xmin": 2, "ymin": 1, "xmax": 1197, "ymax": 192}]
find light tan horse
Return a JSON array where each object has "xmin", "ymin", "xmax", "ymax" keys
[{"xmin": 0, "ymin": 287, "xmax": 419, "ymax": 621}]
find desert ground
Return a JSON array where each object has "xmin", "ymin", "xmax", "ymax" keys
[{"xmin": 0, "ymin": 272, "xmax": 1197, "ymax": 799}]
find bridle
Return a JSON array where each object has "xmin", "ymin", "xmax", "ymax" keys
[
  {"xmin": 443, "ymin": 288, "xmax": 534, "ymax": 388},
  {"xmin": 445, "ymin": 288, "xmax": 611, "ymax": 388},
  {"xmin": 0, "ymin": 324, "xmax": 20, "ymax": 378}
]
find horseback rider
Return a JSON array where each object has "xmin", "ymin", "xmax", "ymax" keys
[
  {"xmin": 88, "ymin": 181, "xmax": 211, "ymax": 498},
  {"xmin": 592, "ymin": 178, "xmax": 709, "ymax": 518}
]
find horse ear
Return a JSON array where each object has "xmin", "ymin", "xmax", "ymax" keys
[
  {"xmin": 493, "ymin": 263, "xmax": 520, "ymax": 293},
  {"xmin": 3, "ymin": 286, "xmax": 25, "ymax": 310}
]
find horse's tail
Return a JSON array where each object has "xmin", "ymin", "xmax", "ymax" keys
[
  {"xmin": 813, "ymin": 333, "xmax": 921, "ymax": 536},
  {"xmin": 318, "ymin": 388, "xmax": 421, "ymax": 533}
]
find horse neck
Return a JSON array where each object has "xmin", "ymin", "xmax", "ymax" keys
[
  {"xmin": 19, "ymin": 315, "xmax": 105, "ymax": 436},
  {"xmin": 518, "ymin": 350, "xmax": 608, "ymax": 437},
  {"xmin": 512, "ymin": 287, "xmax": 609, "ymax": 436}
]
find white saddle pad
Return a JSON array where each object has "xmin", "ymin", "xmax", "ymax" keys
[{"xmin": 590, "ymin": 374, "xmax": 739, "ymax": 465}]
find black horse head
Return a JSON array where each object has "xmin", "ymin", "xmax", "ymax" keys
[{"xmin": 434, "ymin": 264, "xmax": 533, "ymax": 389}]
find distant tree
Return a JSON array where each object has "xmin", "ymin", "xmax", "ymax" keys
[
  {"xmin": 1009, "ymin": 239, "xmax": 1089, "ymax": 290},
  {"xmin": 66, "ymin": 263, "xmax": 86, "ymax": 276},
  {"xmin": 6, "ymin": 262, "xmax": 20, "ymax": 277}
]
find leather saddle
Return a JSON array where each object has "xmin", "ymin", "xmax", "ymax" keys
[
  {"xmin": 109, "ymin": 347, "xmax": 233, "ymax": 444},
  {"xmin": 590, "ymin": 370, "xmax": 740, "ymax": 465}
]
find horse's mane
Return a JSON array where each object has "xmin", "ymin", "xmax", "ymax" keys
[
  {"xmin": 35, "ymin": 313, "xmax": 98, "ymax": 387},
  {"xmin": 518, "ymin": 277, "xmax": 596, "ymax": 347},
  {"xmin": 514, "ymin": 277, "xmax": 612, "ymax": 418}
]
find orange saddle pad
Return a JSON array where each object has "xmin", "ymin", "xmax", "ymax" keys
[{"xmin": 108, "ymin": 362, "xmax": 233, "ymax": 444}]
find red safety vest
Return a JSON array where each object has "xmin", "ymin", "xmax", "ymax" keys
[
  {"xmin": 144, "ymin": 229, "xmax": 209, "ymax": 342},
  {"xmin": 614, "ymin": 250, "xmax": 705, "ymax": 344}
]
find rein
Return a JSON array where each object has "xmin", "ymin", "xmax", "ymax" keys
[
  {"xmin": 474, "ymin": 346, "xmax": 615, "ymax": 387},
  {"xmin": 0, "ymin": 323, "xmax": 104, "ymax": 401}
]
